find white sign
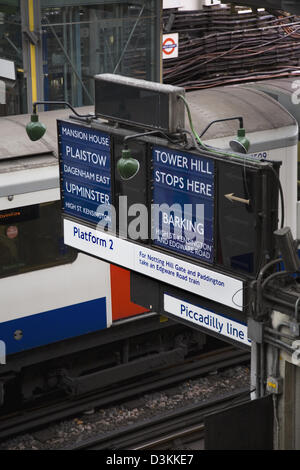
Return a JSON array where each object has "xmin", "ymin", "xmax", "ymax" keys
[
  {"xmin": 0, "ymin": 58, "xmax": 15, "ymax": 81},
  {"xmin": 64, "ymin": 219, "xmax": 244, "ymax": 311},
  {"xmin": 0, "ymin": 340, "xmax": 6, "ymax": 364},
  {"xmin": 163, "ymin": 0, "xmax": 183, "ymax": 8},
  {"xmin": 0, "ymin": 81, "xmax": 5, "ymax": 105},
  {"xmin": 164, "ymin": 294, "xmax": 251, "ymax": 346},
  {"xmin": 162, "ymin": 33, "xmax": 179, "ymax": 59}
]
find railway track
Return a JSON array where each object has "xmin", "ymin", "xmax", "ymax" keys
[
  {"xmin": 134, "ymin": 423, "xmax": 205, "ymax": 450},
  {"xmin": 65, "ymin": 387, "xmax": 250, "ymax": 450},
  {"xmin": 0, "ymin": 347, "xmax": 249, "ymax": 445}
]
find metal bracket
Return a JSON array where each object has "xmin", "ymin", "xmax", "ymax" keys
[
  {"xmin": 58, "ymin": 347, "xmax": 186, "ymax": 397},
  {"xmin": 266, "ymin": 376, "xmax": 283, "ymax": 395},
  {"xmin": 22, "ymin": 27, "xmax": 39, "ymax": 46},
  {"xmin": 290, "ymin": 320, "xmax": 300, "ymax": 337},
  {"xmin": 248, "ymin": 318, "xmax": 264, "ymax": 343},
  {"xmin": 0, "ymin": 373, "xmax": 15, "ymax": 406},
  {"xmin": 164, "ymin": 12, "xmax": 176, "ymax": 33},
  {"xmin": 0, "ymin": 382, "xmax": 4, "ymax": 407}
]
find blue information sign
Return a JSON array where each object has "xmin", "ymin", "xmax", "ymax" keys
[
  {"xmin": 58, "ymin": 121, "xmax": 112, "ymax": 227},
  {"xmin": 152, "ymin": 145, "xmax": 214, "ymax": 263}
]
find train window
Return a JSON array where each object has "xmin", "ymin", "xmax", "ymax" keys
[{"xmin": 0, "ymin": 200, "xmax": 77, "ymax": 278}]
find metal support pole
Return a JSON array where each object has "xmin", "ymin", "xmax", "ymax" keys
[
  {"xmin": 21, "ymin": 0, "xmax": 44, "ymax": 112},
  {"xmin": 43, "ymin": 15, "xmax": 93, "ymax": 105},
  {"xmin": 113, "ymin": 3, "xmax": 146, "ymax": 74},
  {"xmin": 250, "ymin": 341, "xmax": 260, "ymax": 400}
]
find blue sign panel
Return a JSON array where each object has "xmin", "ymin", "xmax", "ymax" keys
[
  {"xmin": 152, "ymin": 145, "xmax": 214, "ymax": 263},
  {"xmin": 58, "ymin": 121, "xmax": 112, "ymax": 227}
]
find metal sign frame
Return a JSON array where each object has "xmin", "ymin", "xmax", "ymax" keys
[{"xmin": 58, "ymin": 117, "xmax": 281, "ymax": 317}]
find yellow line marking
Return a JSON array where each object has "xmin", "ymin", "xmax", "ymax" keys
[{"xmin": 28, "ymin": 0, "xmax": 37, "ymax": 104}]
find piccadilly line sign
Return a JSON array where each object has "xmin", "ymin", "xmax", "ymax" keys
[{"xmin": 164, "ymin": 294, "xmax": 250, "ymax": 347}]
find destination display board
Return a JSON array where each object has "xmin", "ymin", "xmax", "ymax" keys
[
  {"xmin": 58, "ymin": 119, "xmax": 280, "ymax": 316},
  {"xmin": 152, "ymin": 145, "xmax": 214, "ymax": 264},
  {"xmin": 58, "ymin": 120, "xmax": 112, "ymax": 228}
]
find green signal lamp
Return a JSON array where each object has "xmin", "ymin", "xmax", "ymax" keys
[
  {"xmin": 116, "ymin": 130, "xmax": 163, "ymax": 181},
  {"xmin": 199, "ymin": 117, "xmax": 250, "ymax": 155},
  {"xmin": 26, "ymin": 113, "xmax": 46, "ymax": 141},
  {"xmin": 229, "ymin": 128, "xmax": 250, "ymax": 154},
  {"xmin": 26, "ymin": 101, "xmax": 95, "ymax": 141},
  {"xmin": 117, "ymin": 148, "xmax": 140, "ymax": 180}
]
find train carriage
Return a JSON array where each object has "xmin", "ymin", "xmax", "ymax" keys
[{"xmin": 0, "ymin": 82, "xmax": 299, "ymax": 407}]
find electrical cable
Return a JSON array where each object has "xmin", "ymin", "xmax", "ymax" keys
[
  {"xmin": 270, "ymin": 166, "xmax": 285, "ymax": 229},
  {"xmin": 264, "ymin": 292, "xmax": 299, "ymax": 309},
  {"xmin": 264, "ymin": 334, "xmax": 295, "ymax": 353},
  {"xmin": 255, "ymin": 258, "xmax": 282, "ymax": 316},
  {"xmin": 261, "ymin": 270, "xmax": 288, "ymax": 289},
  {"xmin": 178, "ymin": 94, "xmax": 247, "ymax": 160},
  {"xmin": 178, "ymin": 94, "xmax": 269, "ymax": 166},
  {"xmin": 123, "ymin": 129, "xmax": 187, "ymax": 148},
  {"xmin": 178, "ymin": 128, "xmax": 198, "ymax": 149},
  {"xmin": 33, "ymin": 101, "xmax": 95, "ymax": 119},
  {"xmin": 163, "ymin": 9, "xmax": 300, "ymax": 90},
  {"xmin": 265, "ymin": 325, "xmax": 294, "ymax": 341}
]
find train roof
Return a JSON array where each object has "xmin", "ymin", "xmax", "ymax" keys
[
  {"xmin": 0, "ymin": 84, "xmax": 297, "ymax": 165},
  {"xmin": 0, "ymin": 106, "xmax": 94, "ymax": 161},
  {"xmin": 185, "ymin": 85, "xmax": 296, "ymax": 139},
  {"xmin": 245, "ymin": 77, "xmax": 297, "ymax": 94},
  {"xmin": 241, "ymin": 78, "xmax": 300, "ymax": 125},
  {"xmin": 0, "ymin": 106, "xmax": 94, "ymax": 199}
]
